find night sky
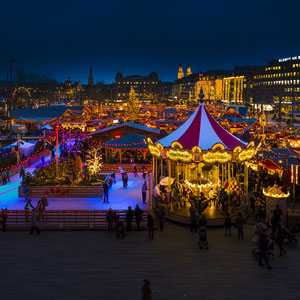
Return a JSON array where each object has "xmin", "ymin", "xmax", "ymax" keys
[{"xmin": 1, "ymin": 0, "xmax": 300, "ymax": 83}]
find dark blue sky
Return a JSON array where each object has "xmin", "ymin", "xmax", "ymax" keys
[{"xmin": 1, "ymin": 0, "xmax": 300, "ymax": 83}]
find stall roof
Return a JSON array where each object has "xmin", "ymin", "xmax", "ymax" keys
[
  {"xmin": 12, "ymin": 106, "xmax": 84, "ymax": 122},
  {"xmin": 102, "ymin": 133, "xmax": 147, "ymax": 149},
  {"xmin": 90, "ymin": 122, "xmax": 160, "ymax": 135},
  {"xmin": 271, "ymin": 148, "xmax": 300, "ymax": 157}
]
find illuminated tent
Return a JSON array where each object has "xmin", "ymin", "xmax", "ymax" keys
[{"xmin": 158, "ymin": 104, "xmax": 247, "ymax": 150}]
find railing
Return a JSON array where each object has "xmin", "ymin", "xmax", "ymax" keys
[{"xmin": 5, "ymin": 210, "xmax": 149, "ymax": 230}]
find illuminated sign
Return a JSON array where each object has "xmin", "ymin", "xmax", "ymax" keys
[{"xmin": 278, "ymin": 56, "xmax": 300, "ymax": 62}]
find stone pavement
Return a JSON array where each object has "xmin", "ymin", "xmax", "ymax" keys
[{"xmin": 0, "ymin": 222, "xmax": 299, "ymax": 300}]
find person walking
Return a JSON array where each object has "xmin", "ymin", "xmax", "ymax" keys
[
  {"xmin": 135, "ymin": 204, "xmax": 143, "ymax": 231},
  {"xmin": 122, "ymin": 172, "xmax": 128, "ymax": 188},
  {"xmin": 2, "ymin": 172, "xmax": 7, "ymax": 185},
  {"xmin": 189, "ymin": 204, "xmax": 198, "ymax": 233},
  {"xmin": 111, "ymin": 171, "xmax": 116, "ymax": 183},
  {"xmin": 108, "ymin": 176, "xmax": 113, "ymax": 188},
  {"xmin": 250, "ymin": 195, "xmax": 255, "ymax": 215},
  {"xmin": 30, "ymin": 209, "xmax": 40, "ymax": 234},
  {"xmin": 126, "ymin": 206, "xmax": 134, "ymax": 232},
  {"xmin": 106, "ymin": 208, "xmax": 114, "ymax": 231},
  {"xmin": 36, "ymin": 200, "xmax": 44, "ymax": 222},
  {"xmin": 198, "ymin": 214, "xmax": 207, "ymax": 228},
  {"xmin": 141, "ymin": 279, "xmax": 152, "ymax": 300},
  {"xmin": 133, "ymin": 165, "xmax": 138, "ymax": 177},
  {"xmin": 258, "ymin": 230, "xmax": 272, "ymax": 269},
  {"xmin": 147, "ymin": 212, "xmax": 154, "ymax": 239},
  {"xmin": 276, "ymin": 224, "xmax": 286, "ymax": 257},
  {"xmin": 25, "ymin": 199, "xmax": 34, "ymax": 222},
  {"xmin": 6, "ymin": 169, "xmax": 10, "ymax": 182},
  {"xmin": 1, "ymin": 208, "xmax": 8, "ymax": 232},
  {"xmin": 20, "ymin": 167, "xmax": 25, "ymax": 181},
  {"xmin": 157, "ymin": 205, "xmax": 166, "ymax": 231},
  {"xmin": 224, "ymin": 212, "xmax": 231, "ymax": 236},
  {"xmin": 271, "ymin": 205, "xmax": 282, "ymax": 234},
  {"xmin": 142, "ymin": 181, "xmax": 147, "ymax": 204},
  {"xmin": 235, "ymin": 212, "xmax": 245, "ymax": 240},
  {"xmin": 23, "ymin": 184, "xmax": 29, "ymax": 201},
  {"xmin": 103, "ymin": 181, "xmax": 109, "ymax": 203}
]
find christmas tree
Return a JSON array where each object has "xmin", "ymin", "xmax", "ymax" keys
[{"xmin": 127, "ymin": 87, "xmax": 140, "ymax": 121}]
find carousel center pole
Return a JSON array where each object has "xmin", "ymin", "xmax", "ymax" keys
[
  {"xmin": 149, "ymin": 158, "xmax": 152, "ymax": 210},
  {"xmin": 228, "ymin": 162, "xmax": 231, "ymax": 208},
  {"xmin": 56, "ymin": 123, "xmax": 59, "ymax": 177}
]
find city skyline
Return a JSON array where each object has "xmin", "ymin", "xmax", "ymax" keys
[{"xmin": 1, "ymin": 0, "xmax": 300, "ymax": 83}]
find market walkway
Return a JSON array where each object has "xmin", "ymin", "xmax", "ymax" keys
[{"xmin": 0, "ymin": 223, "xmax": 299, "ymax": 300}]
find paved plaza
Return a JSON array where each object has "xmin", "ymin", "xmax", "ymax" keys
[{"xmin": 0, "ymin": 221, "xmax": 299, "ymax": 300}]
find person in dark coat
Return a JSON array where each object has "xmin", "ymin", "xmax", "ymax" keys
[
  {"xmin": 271, "ymin": 205, "xmax": 282, "ymax": 234},
  {"xmin": 106, "ymin": 208, "xmax": 114, "ymax": 231},
  {"xmin": 103, "ymin": 181, "xmax": 109, "ymax": 203},
  {"xmin": 198, "ymin": 214, "xmax": 207, "ymax": 228},
  {"xmin": 1, "ymin": 208, "xmax": 8, "ymax": 232},
  {"xmin": 126, "ymin": 206, "xmax": 134, "ymax": 232},
  {"xmin": 189, "ymin": 204, "xmax": 198, "ymax": 233},
  {"xmin": 141, "ymin": 279, "xmax": 152, "ymax": 300},
  {"xmin": 147, "ymin": 213, "xmax": 154, "ymax": 239},
  {"xmin": 258, "ymin": 231, "xmax": 272, "ymax": 269},
  {"xmin": 157, "ymin": 205, "xmax": 166, "ymax": 231},
  {"xmin": 20, "ymin": 167, "xmax": 25, "ymax": 180},
  {"xmin": 276, "ymin": 224, "xmax": 286, "ymax": 257},
  {"xmin": 224, "ymin": 212, "xmax": 231, "ymax": 236},
  {"xmin": 133, "ymin": 165, "xmax": 138, "ymax": 177},
  {"xmin": 142, "ymin": 181, "xmax": 147, "ymax": 204},
  {"xmin": 235, "ymin": 212, "xmax": 245, "ymax": 240},
  {"xmin": 135, "ymin": 204, "xmax": 143, "ymax": 231},
  {"xmin": 25, "ymin": 198, "xmax": 34, "ymax": 222},
  {"xmin": 6, "ymin": 169, "xmax": 10, "ymax": 182},
  {"xmin": 30, "ymin": 209, "xmax": 40, "ymax": 234},
  {"xmin": 122, "ymin": 172, "xmax": 128, "ymax": 188}
]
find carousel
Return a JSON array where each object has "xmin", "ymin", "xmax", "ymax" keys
[{"xmin": 147, "ymin": 104, "xmax": 258, "ymax": 224}]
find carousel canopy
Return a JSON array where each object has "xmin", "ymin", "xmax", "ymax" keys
[{"xmin": 158, "ymin": 104, "xmax": 247, "ymax": 150}]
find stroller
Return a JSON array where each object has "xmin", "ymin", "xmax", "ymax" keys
[
  {"xmin": 198, "ymin": 227, "xmax": 209, "ymax": 249},
  {"xmin": 251, "ymin": 235, "xmax": 275, "ymax": 258},
  {"xmin": 116, "ymin": 221, "xmax": 125, "ymax": 239},
  {"xmin": 283, "ymin": 227, "xmax": 298, "ymax": 248}
]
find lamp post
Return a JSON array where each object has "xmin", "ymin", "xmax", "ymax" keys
[{"xmin": 9, "ymin": 59, "xmax": 16, "ymax": 131}]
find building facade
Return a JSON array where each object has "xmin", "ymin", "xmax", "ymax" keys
[
  {"xmin": 195, "ymin": 75, "xmax": 223, "ymax": 101},
  {"xmin": 173, "ymin": 65, "xmax": 199, "ymax": 100},
  {"xmin": 249, "ymin": 56, "xmax": 300, "ymax": 109},
  {"xmin": 114, "ymin": 72, "xmax": 159, "ymax": 100},
  {"xmin": 222, "ymin": 76, "xmax": 246, "ymax": 103}
]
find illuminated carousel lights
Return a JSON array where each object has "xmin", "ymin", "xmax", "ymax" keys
[
  {"xmin": 202, "ymin": 151, "xmax": 232, "ymax": 164},
  {"xmin": 184, "ymin": 180, "xmax": 216, "ymax": 190},
  {"xmin": 166, "ymin": 148, "xmax": 193, "ymax": 162},
  {"xmin": 263, "ymin": 189, "xmax": 290, "ymax": 198}
]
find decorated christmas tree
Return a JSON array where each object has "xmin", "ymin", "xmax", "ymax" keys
[{"xmin": 127, "ymin": 87, "xmax": 140, "ymax": 121}]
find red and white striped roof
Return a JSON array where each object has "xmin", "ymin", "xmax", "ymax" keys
[{"xmin": 159, "ymin": 104, "xmax": 247, "ymax": 150}]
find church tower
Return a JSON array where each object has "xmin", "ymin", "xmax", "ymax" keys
[
  {"xmin": 88, "ymin": 65, "xmax": 94, "ymax": 86},
  {"xmin": 186, "ymin": 64, "xmax": 192, "ymax": 77},
  {"xmin": 178, "ymin": 64, "xmax": 184, "ymax": 79}
]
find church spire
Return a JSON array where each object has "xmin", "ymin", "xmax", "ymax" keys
[
  {"xmin": 88, "ymin": 65, "xmax": 94, "ymax": 86},
  {"xmin": 186, "ymin": 64, "xmax": 192, "ymax": 77},
  {"xmin": 178, "ymin": 64, "xmax": 184, "ymax": 79}
]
